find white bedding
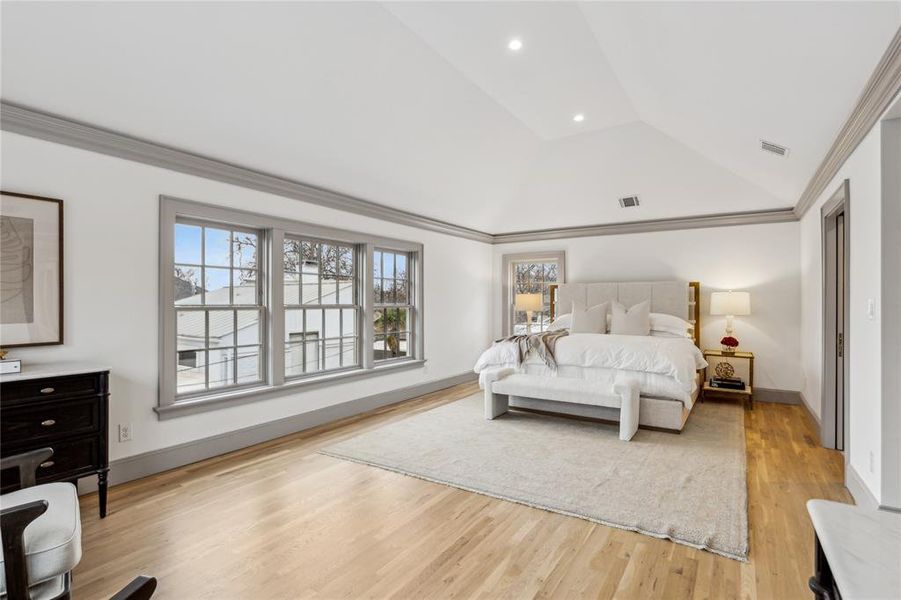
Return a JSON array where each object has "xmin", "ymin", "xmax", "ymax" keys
[{"xmin": 474, "ymin": 333, "xmax": 707, "ymax": 406}]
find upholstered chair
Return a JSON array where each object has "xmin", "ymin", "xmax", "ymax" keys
[{"xmin": 0, "ymin": 448, "xmax": 156, "ymax": 600}]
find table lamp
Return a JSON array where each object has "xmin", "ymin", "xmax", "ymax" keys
[
  {"xmin": 710, "ymin": 290, "xmax": 751, "ymax": 352},
  {"xmin": 514, "ymin": 293, "xmax": 543, "ymax": 335}
]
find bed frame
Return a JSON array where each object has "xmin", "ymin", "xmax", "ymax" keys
[{"xmin": 511, "ymin": 280, "xmax": 702, "ymax": 432}]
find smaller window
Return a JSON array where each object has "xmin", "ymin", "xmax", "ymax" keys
[
  {"xmin": 373, "ymin": 249, "xmax": 413, "ymax": 361},
  {"xmin": 504, "ymin": 253, "xmax": 564, "ymax": 336}
]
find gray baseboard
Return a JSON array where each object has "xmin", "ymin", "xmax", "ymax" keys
[
  {"xmin": 799, "ymin": 391, "xmax": 822, "ymax": 440},
  {"xmin": 754, "ymin": 387, "xmax": 801, "ymax": 405},
  {"xmin": 845, "ymin": 463, "xmax": 879, "ymax": 510},
  {"xmin": 78, "ymin": 371, "xmax": 477, "ymax": 494}
]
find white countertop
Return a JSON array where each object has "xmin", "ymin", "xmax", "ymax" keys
[
  {"xmin": 0, "ymin": 362, "xmax": 110, "ymax": 383},
  {"xmin": 807, "ymin": 499, "xmax": 901, "ymax": 600}
]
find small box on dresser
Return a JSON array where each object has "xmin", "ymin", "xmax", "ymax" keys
[{"xmin": 0, "ymin": 363, "xmax": 111, "ymax": 517}]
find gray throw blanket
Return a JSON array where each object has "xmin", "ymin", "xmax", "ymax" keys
[{"xmin": 494, "ymin": 330, "xmax": 569, "ymax": 369}]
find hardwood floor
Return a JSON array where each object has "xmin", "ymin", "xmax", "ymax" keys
[{"xmin": 75, "ymin": 382, "xmax": 850, "ymax": 599}]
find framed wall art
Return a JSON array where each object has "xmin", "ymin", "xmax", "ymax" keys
[{"xmin": 0, "ymin": 191, "xmax": 64, "ymax": 347}]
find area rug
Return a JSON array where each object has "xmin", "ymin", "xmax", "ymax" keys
[{"xmin": 320, "ymin": 394, "xmax": 748, "ymax": 560}]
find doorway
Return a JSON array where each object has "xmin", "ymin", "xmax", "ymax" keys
[{"xmin": 821, "ymin": 180, "xmax": 850, "ymax": 455}]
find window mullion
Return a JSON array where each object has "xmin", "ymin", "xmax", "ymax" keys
[
  {"xmin": 269, "ymin": 228, "xmax": 286, "ymax": 387},
  {"xmin": 362, "ymin": 243, "xmax": 375, "ymax": 369}
]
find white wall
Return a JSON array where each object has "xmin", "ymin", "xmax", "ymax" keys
[
  {"xmin": 493, "ymin": 222, "xmax": 802, "ymax": 392},
  {"xmin": 0, "ymin": 131, "xmax": 495, "ymax": 461},
  {"xmin": 799, "ymin": 118, "xmax": 891, "ymax": 503}
]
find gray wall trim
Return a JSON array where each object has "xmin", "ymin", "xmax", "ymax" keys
[
  {"xmin": 794, "ymin": 28, "xmax": 901, "ymax": 217},
  {"xmin": 491, "ymin": 208, "xmax": 798, "ymax": 244},
  {"xmin": 2, "ymin": 102, "xmax": 803, "ymax": 245},
  {"xmin": 0, "ymin": 101, "xmax": 494, "ymax": 244},
  {"xmin": 880, "ymin": 116, "xmax": 901, "ymax": 510},
  {"xmin": 845, "ymin": 463, "xmax": 879, "ymax": 510},
  {"xmin": 820, "ymin": 181, "xmax": 850, "ymax": 451},
  {"xmin": 78, "ymin": 371, "xmax": 477, "ymax": 493},
  {"xmin": 754, "ymin": 387, "xmax": 801, "ymax": 405}
]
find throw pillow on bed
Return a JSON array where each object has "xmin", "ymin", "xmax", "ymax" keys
[
  {"xmin": 548, "ymin": 313, "xmax": 572, "ymax": 331},
  {"xmin": 570, "ymin": 300, "xmax": 610, "ymax": 334},
  {"xmin": 610, "ymin": 300, "xmax": 651, "ymax": 335},
  {"xmin": 649, "ymin": 312, "xmax": 693, "ymax": 338}
]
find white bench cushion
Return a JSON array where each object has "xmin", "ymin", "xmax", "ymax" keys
[
  {"xmin": 0, "ymin": 482, "xmax": 82, "ymax": 596},
  {"xmin": 491, "ymin": 374, "xmax": 622, "ymax": 408}
]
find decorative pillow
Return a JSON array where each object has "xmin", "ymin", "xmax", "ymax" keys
[
  {"xmin": 548, "ymin": 313, "xmax": 572, "ymax": 331},
  {"xmin": 610, "ymin": 300, "xmax": 651, "ymax": 335},
  {"xmin": 649, "ymin": 312, "xmax": 692, "ymax": 338},
  {"xmin": 570, "ymin": 301, "xmax": 610, "ymax": 334}
]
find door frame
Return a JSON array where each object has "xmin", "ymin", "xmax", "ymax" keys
[{"xmin": 820, "ymin": 179, "xmax": 850, "ymax": 453}]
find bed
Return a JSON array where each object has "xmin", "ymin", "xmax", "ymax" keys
[{"xmin": 474, "ymin": 281, "xmax": 705, "ymax": 432}]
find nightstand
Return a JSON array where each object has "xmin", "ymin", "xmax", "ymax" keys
[{"xmin": 702, "ymin": 349, "xmax": 754, "ymax": 410}]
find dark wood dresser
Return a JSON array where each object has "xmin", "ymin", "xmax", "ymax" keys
[{"xmin": 1, "ymin": 364, "xmax": 110, "ymax": 517}]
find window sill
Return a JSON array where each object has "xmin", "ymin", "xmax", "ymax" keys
[{"xmin": 154, "ymin": 358, "xmax": 426, "ymax": 420}]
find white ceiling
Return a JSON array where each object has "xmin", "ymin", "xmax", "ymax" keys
[{"xmin": 1, "ymin": 1, "xmax": 898, "ymax": 234}]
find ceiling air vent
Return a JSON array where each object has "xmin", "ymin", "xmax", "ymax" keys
[
  {"xmin": 761, "ymin": 140, "xmax": 789, "ymax": 156},
  {"xmin": 619, "ymin": 195, "xmax": 640, "ymax": 208}
]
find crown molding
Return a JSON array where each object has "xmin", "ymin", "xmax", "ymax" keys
[
  {"xmin": 2, "ymin": 101, "xmax": 798, "ymax": 244},
  {"xmin": 491, "ymin": 208, "xmax": 797, "ymax": 244},
  {"xmin": 794, "ymin": 26, "xmax": 901, "ymax": 218},
  {"xmin": 0, "ymin": 101, "xmax": 495, "ymax": 243}
]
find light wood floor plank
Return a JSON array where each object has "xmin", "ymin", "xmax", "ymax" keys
[{"xmin": 74, "ymin": 382, "xmax": 850, "ymax": 599}]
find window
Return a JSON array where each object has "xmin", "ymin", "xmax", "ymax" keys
[
  {"xmin": 373, "ymin": 249, "xmax": 412, "ymax": 361},
  {"xmin": 284, "ymin": 238, "xmax": 359, "ymax": 378},
  {"xmin": 159, "ymin": 196, "xmax": 424, "ymax": 416},
  {"xmin": 174, "ymin": 222, "xmax": 265, "ymax": 396},
  {"xmin": 502, "ymin": 252, "xmax": 565, "ymax": 335}
]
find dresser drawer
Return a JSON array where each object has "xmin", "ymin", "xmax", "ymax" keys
[
  {"xmin": 1, "ymin": 436, "xmax": 100, "ymax": 492},
  {"xmin": 1, "ymin": 373, "xmax": 105, "ymax": 403},
  {"xmin": 1, "ymin": 396, "xmax": 101, "ymax": 445}
]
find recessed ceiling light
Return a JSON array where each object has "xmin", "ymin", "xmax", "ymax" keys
[
  {"xmin": 507, "ymin": 38, "xmax": 523, "ymax": 52},
  {"xmin": 573, "ymin": 113, "xmax": 585, "ymax": 123}
]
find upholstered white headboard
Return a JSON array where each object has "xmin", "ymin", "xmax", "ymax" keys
[{"xmin": 549, "ymin": 281, "xmax": 701, "ymax": 347}]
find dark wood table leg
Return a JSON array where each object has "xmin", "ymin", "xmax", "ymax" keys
[
  {"xmin": 808, "ymin": 533, "xmax": 837, "ymax": 600},
  {"xmin": 98, "ymin": 468, "xmax": 109, "ymax": 518}
]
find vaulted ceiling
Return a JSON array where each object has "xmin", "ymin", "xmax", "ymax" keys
[{"xmin": 2, "ymin": 1, "xmax": 898, "ymax": 234}]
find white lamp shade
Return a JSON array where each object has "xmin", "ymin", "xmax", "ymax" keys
[
  {"xmin": 514, "ymin": 293, "xmax": 543, "ymax": 312},
  {"xmin": 710, "ymin": 291, "xmax": 751, "ymax": 316}
]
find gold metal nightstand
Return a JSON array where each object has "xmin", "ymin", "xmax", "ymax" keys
[{"xmin": 702, "ymin": 349, "xmax": 754, "ymax": 410}]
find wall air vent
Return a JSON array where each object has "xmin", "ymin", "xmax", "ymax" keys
[
  {"xmin": 761, "ymin": 140, "xmax": 789, "ymax": 156},
  {"xmin": 619, "ymin": 195, "xmax": 640, "ymax": 208}
]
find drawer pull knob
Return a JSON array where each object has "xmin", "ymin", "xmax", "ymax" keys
[
  {"xmin": 40, "ymin": 387, "xmax": 55, "ymax": 394},
  {"xmin": 39, "ymin": 461, "xmax": 54, "ymax": 469},
  {"xmin": 41, "ymin": 419, "xmax": 57, "ymax": 427}
]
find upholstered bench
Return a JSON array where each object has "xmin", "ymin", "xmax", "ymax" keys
[{"xmin": 483, "ymin": 369, "xmax": 640, "ymax": 441}]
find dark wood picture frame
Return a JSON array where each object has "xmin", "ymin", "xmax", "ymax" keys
[{"xmin": 0, "ymin": 191, "xmax": 64, "ymax": 347}]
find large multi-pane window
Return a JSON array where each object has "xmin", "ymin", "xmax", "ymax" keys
[
  {"xmin": 284, "ymin": 238, "xmax": 359, "ymax": 377},
  {"xmin": 504, "ymin": 252, "xmax": 565, "ymax": 335},
  {"xmin": 373, "ymin": 249, "xmax": 412, "ymax": 361},
  {"xmin": 174, "ymin": 221, "xmax": 265, "ymax": 396},
  {"xmin": 160, "ymin": 197, "xmax": 423, "ymax": 415}
]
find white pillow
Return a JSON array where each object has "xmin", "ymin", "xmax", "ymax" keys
[
  {"xmin": 610, "ymin": 301, "xmax": 651, "ymax": 336},
  {"xmin": 570, "ymin": 300, "xmax": 610, "ymax": 334},
  {"xmin": 649, "ymin": 312, "xmax": 692, "ymax": 338},
  {"xmin": 548, "ymin": 313, "xmax": 572, "ymax": 331},
  {"xmin": 649, "ymin": 330, "xmax": 688, "ymax": 339}
]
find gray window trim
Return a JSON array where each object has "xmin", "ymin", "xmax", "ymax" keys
[
  {"xmin": 501, "ymin": 251, "xmax": 566, "ymax": 336},
  {"xmin": 158, "ymin": 195, "xmax": 424, "ymax": 416}
]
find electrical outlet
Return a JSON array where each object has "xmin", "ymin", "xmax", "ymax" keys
[{"xmin": 118, "ymin": 423, "xmax": 133, "ymax": 442}]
